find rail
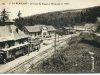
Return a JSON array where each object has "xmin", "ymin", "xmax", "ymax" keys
[{"xmin": 33, "ymin": 39, "xmax": 69, "ymax": 68}]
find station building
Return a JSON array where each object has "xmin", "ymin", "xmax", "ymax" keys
[
  {"xmin": 0, "ymin": 20, "xmax": 28, "ymax": 49},
  {"xmin": 23, "ymin": 24, "xmax": 56, "ymax": 39}
]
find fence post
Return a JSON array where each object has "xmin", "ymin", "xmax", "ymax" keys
[{"xmin": 88, "ymin": 52, "xmax": 94, "ymax": 72}]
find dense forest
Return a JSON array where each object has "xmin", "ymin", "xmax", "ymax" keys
[{"xmin": 14, "ymin": 6, "xmax": 100, "ymax": 30}]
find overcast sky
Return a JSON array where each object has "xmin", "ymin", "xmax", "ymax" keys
[{"xmin": 0, "ymin": 0, "xmax": 100, "ymax": 19}]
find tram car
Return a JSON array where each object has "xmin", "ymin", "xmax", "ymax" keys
[
  {"xmin": 29, "ymin": 38, "xmax": 41, "ymax": 52},
  {"xmin": 0, "ymin": 38, "xmax": 41, "ymax": 64},
  {"xmin": 0, "ymin": 43, "xmax": 29, "ymax": 64}
]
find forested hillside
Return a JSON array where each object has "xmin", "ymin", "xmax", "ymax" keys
[{"xmin": 14, "ymin": 6, "xmax": 100, "ymax": 30}]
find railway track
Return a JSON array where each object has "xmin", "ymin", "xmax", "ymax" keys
[
  {"xmin": 33, "ymin": 39, "xmax": 69, "ymax": 68},
  {"xmin": 43, "ymin": 36, "xmax": 69, "ymax": 45},
  {"xmin": 4, "ymin": 37, "xmax": 68, "ymax": 73}
]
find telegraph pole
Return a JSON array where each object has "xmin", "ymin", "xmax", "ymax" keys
[
  {"xmin": 58, "ymin": 25, "xmax": 59, "ymax": 42},
  {"xmin": 71, "ymin": 25, "xmax": 73, "ymax": 40},
  {"xmin": 58, "ymin": 33, "xmax": 59, "ymax": 42},
  {"xmin": 54, "ymin": 32, "xmax": 56, "ymax": 52},
  {"xmin": 54, "ymin": 32, "xmax": 57, "ymax": 58},
  {"xmin": 28, "ymin": 37, "xmax": 31, "ymax": 56}
]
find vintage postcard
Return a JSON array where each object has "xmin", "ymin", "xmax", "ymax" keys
[{"xmin": 0, "ymin": 0, "xmax": 100, "ymax": 74}]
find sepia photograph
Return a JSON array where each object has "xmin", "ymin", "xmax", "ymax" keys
[{"xmin": 0, "ymin": 0, "xmax": 100, "ymax": 74}]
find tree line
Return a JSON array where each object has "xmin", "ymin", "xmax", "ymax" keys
[{"xmin": 0, "ymin": 6, "xmax": 100, "ymax": 30}]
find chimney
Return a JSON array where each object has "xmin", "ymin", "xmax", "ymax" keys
[{"xmin": 16, "ymin": 28, "xmax": 18, "ymax": 33}]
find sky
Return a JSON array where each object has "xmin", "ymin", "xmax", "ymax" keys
[{"xmin": 0, "ymin": 0, "xmax": 100, "ymax": 19}]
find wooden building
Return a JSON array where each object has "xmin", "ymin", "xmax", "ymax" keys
[
  {"xmin": 0, "ymin": 20, "xmax": 28, "ymax": 49},
  {"xmin": 63, "ymin": 27, "xmax": 76, "ymax": 34},
  {"xmin": 23, "ymin": 24, "xmax": 56, "ymax": 39},
  {"xmin": 84, "ymin": 23, "xmax": 96, "ymax": 32}
]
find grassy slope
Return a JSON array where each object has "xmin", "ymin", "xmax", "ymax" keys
[{"xmin": 29, "ymin": 33, "xmax": 100, "ymax": 73}]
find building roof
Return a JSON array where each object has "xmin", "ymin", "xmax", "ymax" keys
[
  {"xmin": 24, "ymin": 25, "xmax": 56, "ymax": 32},
  {"xmin": 10, "ymin": 25, "xmax": 28, "ymax": 40},
  {"xmin": 73, "ymin": 28, "xmax": 86, "ymax": 31},
  {"xmin": 64, "ymin": 27, "xmax": 72, "ymax": 30},
  {"xmin": 24, "ymin": 26, "xmax": 41, "ymax": 32},
  {"xmin": 74, "ymin": 26, "xmax": 84, "ymax": 28},
  {"xmin": 94, "ymin": 33, "xmax": 100, "ymax": 36},
  {"xmin": 0, "ymin": 26, "xmax": 13, "ymax": 42},
  {"xmin": 97, "ymin": 17, "xmax": 100, "ymax": 22},
  {"xmin": 84, "ymin": 23, "xmax": 95, "ymax": 28},
  {"xmin": 73, "ymin": 25, "xmax": 86, "ymax": 30},
  {"xmin": 47, "ymin": 25, "xmax": 56, "ymax": 31},
  {"xmin": 69, "ymin": 29, "xmax": 76, "ymax": 32},
  {"xmin": 5, "ymin": 19, "xmax": 15, "ymax": 22},
  {"xmin": 0, "ymin": 25, "xmax": 28, "ymax": 42}
]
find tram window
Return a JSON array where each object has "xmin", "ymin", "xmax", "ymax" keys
[
  {"xmin": 22, "ymin": 40, "xmax": 24, "ymax": 44},
  {"xmin": 10, "ymin": 42, "xmax": 14, "ymax": 46},
  {"xmin": 19, "ymin": 40, "xmax": 24, "ymax": 44},
  {"xmin": 19, "ymin": 40, "xmax": 21, "ymax": 44}
]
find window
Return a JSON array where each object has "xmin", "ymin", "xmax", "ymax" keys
[
  {"xmin": 43, "ymin": 32, "xmax": 46, "ymax": 35},
  {"xmin": 49, "ymin": 32, "xmax": 50, "ymax": 35},
  {"xmin": 0, "ymin": 42, "xmax": 5, "ymax": 49},
  {"xmin": 8, "ymin": 41, "xmax": 14, "ymax": 47},
  {"xmin": 38, "ymin": 33, "xmax": 40, "ymax": 35},
  {"xmin": 15, "ymin": 41, "xmax": 19, "ymax": 45},
  {"xmin": 43, "ymin": 36, "xmax": 45, "ymax": 38},
  {"xmin": 5, "ymin": 42, "xmax": 9, "ymax": 48},
  {"xmin": 43, "ymin": 28, "xmax": 46, "ymax": 31},
  {"xmin": 19, "ymin": 39, "xmax": 24, "ymax": 44},
  {"xmin": 7, "ymin": 50, "xmax": 12, "ymax": 55},
  {"xmin": 35, "ymin": 33, "xmax": 36, "ymax": 36}
]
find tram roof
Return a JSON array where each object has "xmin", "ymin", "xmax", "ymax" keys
[{"xmin": 0, "ymin": 43, "xmax": 29, "ymax": 51}]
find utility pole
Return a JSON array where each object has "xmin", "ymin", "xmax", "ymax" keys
[
  {"xmin": 28, "ymin": 37, "xmax": 31, "ymax": 56},
  {"xmin": 69, "ymin": 27, "xmax": 72, "ymax": 40},
  {"xmin": 54, "ymin": 32, "xmax": 56, "ymax": 55},
  {"xmin": 58, "ymin": 25, "xmax": 60, "ymax": 42},
  {"xmin": 58, "ymin": 34, "xmax": 59, "ymax": 42},
  {"xmin": 71, "ymin": 25, "xmax": 73, "ymax": 40}
]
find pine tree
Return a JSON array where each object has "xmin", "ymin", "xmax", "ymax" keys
[
  {"xmin": 17, "ymin": 10, "xmax": 21, "ymax": 18},
  {"xmin": 16, "ymin": 10, "xmax": 23, "ymax": 30},
  {"xmin": 0, "ymin": 8, "xmax": 9, "ymax": 24}
]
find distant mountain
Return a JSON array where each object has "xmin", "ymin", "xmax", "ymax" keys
[{"xmin": 14, "ymin": 6, "xmax": 100, "ymax": 30}]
